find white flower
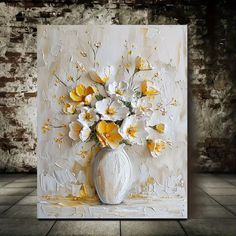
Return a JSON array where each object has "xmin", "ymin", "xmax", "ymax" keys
[
  {"xmin": 77, "ymin": 107, "xmax": 99, "ymax": 127},
  {"xmin": 84, "ymin": 94, "xmax": 97, "ymax": 107},
  {"xmin": 132, "ymin": 96, "xmax": 153, "ymax": 117},
  {"xmin": 89, "ymin": 66, "xmax": 114, "ymax": 85},
  {"xmin": 107, "ymin": 81, "xmax": 128, "ymax": 98},
  {"xmin": 95, "ymin": 97, "xmax": 129, "ymax": 121},
  {"xmin": 119, "ymin": 115, "xmax": 148, "ymax": 145},
  {"xmin": 107, "ymin": 81, "xmax": 136, "ymax": 102},
  {"xmin": 147, "ymin": 139, "xmax": 168, "ymax": 158},
  {"xmin": 69, "ymin": 121, "xmax": 91, "ymax": 142}
]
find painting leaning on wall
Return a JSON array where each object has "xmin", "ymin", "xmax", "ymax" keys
[{"xmin": 37, "ymin": 25, "xmax": 187, "ymax": 219}]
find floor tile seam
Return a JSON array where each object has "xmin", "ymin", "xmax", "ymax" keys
[
  {"xmin": 200, "ymin": 189, "xmax": 236, "ymax": 217},
  {"xmin": 0, "ymin": 188, "xmax": 36, "ymax": 215}
]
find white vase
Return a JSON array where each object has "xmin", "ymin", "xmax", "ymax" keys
[{"xmin": 93, "ymin": 147, "xmax": 132, "ymax": 204}]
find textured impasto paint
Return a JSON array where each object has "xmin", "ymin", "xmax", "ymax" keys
[{"xmin": 37, "ymin": 25, "xmax": 187, "ymax": 219}]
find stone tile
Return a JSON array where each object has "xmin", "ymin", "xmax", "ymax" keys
[
  {"xmin": 2, "ymin": 205, "xmax": 37, "ymax": 218},
  {"xmin": 29, "ymin": 189, "xmax": 37, "ymax": 196},
  {"xmin": 189, "ymin": 186, "xmax": 205, "ymax": 198},
  {"xmin": 180, "ymin": 219, "xmax": 236, "ymax": 236},
  {"xmin": 211, "ymin": 196, "xmax": 236, "ymax": 205},
  {"xmin": 4, "ymin": 182, "xmax": 37, "ymax": 188},
  {"xmin": 0, "ymin": 182, "xmax": 9, "ymax": 187},
  {"xmin": 216, "ymin": 174, "xmax": 236, "ymax": 181},
  {"xmin": 0, "ymin": 175, "xmax": 26, "ymax": 183},
  {"xmin": 195, "ymin": 175, "xmax": 222, "ymax": 182},
  {"xmin": 0, "ymin": 219, "xmax": 54, "ymax": 236},
  {"xmin": 0, "ymin": 174, "xmax": 26, "ymax": 180},
  {"xmin": 0, "ymin": 196, "xmax": 23, "ymax": 205},
  {"xmin": 14, "ymin": 175, "xmax": 37, "ymax": 183},
  {"xmin": 0, "ymin": 205, "xmax": 10, "ymax": 214},
  {"xmin": 121, "ymin": 221, "xmax": 185, "ymax": 236},
  {"xmin": 0, "ymin": 187, "xmax": 34, "ymax": 196},
  {"xmin": 197, "ymin": 178, "xmax": 235, "ymax": 188},
  {"xmin": 16, "ymin": 196, "xmax": 37, "ymax": 205},
  {"xmin": 226, "ymin": 180, "xmax": 236, "ymax": 186},
  {"xmin": 189, "ymin": 205, "xmax": 235, "ymax": 218},
  {"xmin": 190, "ymin": 192, "xmax": 219, "ymax": 206},
  {"xmin": 49, "ymin": 221, "xmax": 120, "ymax": 236},
  {"xmin": 203, "ymin": 188, "xmax": 236, "ymax": 196},
  {"xmin": 226, "ymin": 206, "xmax": 236, "ymax": 215}
]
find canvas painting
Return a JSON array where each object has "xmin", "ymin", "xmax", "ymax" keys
[{"xmin": 37, "ymin": 25, "xmax": 187, "ymax": 219}]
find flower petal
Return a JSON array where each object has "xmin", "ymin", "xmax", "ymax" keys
[
  {"xmin": 70, "ymin": 89, "xmax": 83, "ymax": 102},
  {"xmin": 75, "ymin": 84, "xmax": 86, "ymax": 96},
  {"xmin": 80, "ymin": 127, "xmax": 91, "ymax": 141},
  {"xmin": 69, "ymin": 121, "xmax": 82, "ymax": 141},
  {"xmin": 135, "ymin": 56, "xmax": 152, "ymax": 71},
  {"xmin": 89, "ymin": 71, "xmax": 109, "ymax": 84},
  {"xmin": 63, "ymin": 103, "xmax": 76, "ymax": 114},
  {"xmin": 141, "ymin": 80, "xmax": 158, "ymax": 96},
  {"xmin": 96, "ymin": 120, "xmax": 107, "ymax": 134},
  {"xmin": 119, "ymin": 115, "xmax": 148, "ymax": 145},
  {"xmin": 147, "ymin": 139, "xmax": 168, "ymax": 158},
  {"xmin": 96, "ymin": 121, "xmax": 122, "ymax": 149}
]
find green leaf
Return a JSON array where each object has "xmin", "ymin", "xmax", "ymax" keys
[
  {"xmin": 122, "ymin": 101, "xmax": 133, "ymax": 113},
  {"xmin": 135, "ymin": 91, "xmax": 142, "ymax": 98},
  {"xmin": 95, "ymin": 94, "xmax": 104, "ymax": 101},
  {"xmin": 115, "ymin": 120, "xmax": 123, "ymax": 126},
  {"xmin": 121, "ymin": 140, "xmax": 132, "ymax": 146}
]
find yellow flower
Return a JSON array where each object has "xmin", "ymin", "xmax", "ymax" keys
[
  {"xmin": 63, "ymin": 103, "xmax": 76, "ymax": 114},
  {"xmin": 147, "ymin": 139, "xmax": 167, "ymax": 158},
  {"xmin": 69, "ymin": 84, "xmax": 96, "ymax": 102},
  {"xmin": 96, "ymin": 121, "xmax": 122, "ymax": 149},
  {"xmin": 155, "ymin": 123, "xmax": 165, "ymax": 134},
  {"xmin": 41, "ymin": 119, "xmax": 51, "ymax": 133},
  {"xmin": 135, "ymin": 56, "xmax": 152, "ymax": 71},
  {"xmin": 124, "ymin": 63, "xmax": 131, "ymax": 69},
  {"xmin": 41, "ymin": 124, "xmax": 50, "ymax": 133},
  {"xmin": 89, "ymin": 71, "xmax": 109, "ymax": 84},
  {"xmin": 141, "ymin": 80, "xmax": 158, "ymax": 97}
]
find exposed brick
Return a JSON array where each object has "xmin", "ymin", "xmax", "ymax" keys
[{"xmin": 0, "ymin": 0, "xmax": 235, "ymax": 173}]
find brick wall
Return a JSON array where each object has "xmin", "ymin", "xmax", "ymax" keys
[{"xmin": 0, "ymin": 0, "xmax": 235, "ymax": 172}]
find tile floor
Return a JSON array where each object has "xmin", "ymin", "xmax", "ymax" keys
[{"xmin": 0, "ymin": 173, "xmax": 235, "ymax": 235}]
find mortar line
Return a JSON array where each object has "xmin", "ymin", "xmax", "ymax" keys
[{"xmin": 78, "ymin": 6, "xmax": 108, "ymax": 24}]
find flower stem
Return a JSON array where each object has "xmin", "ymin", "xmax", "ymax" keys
[{"xmin": 54, "ymin": 74, "xmax": 68, "ymax": 87}]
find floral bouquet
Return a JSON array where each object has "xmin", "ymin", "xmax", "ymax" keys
[{"xmin": 42, "ymin": 43, "xmax": 172, "ymax": 159}]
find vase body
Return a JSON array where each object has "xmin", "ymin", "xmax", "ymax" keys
[{"xmin": 93, "ymin": 147, "xmax": 132, "ymax": 204}]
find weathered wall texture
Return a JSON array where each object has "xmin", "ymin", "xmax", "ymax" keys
[{"xmin": 0, "ymin": 0, "xmax": 235, "ymax": 172}]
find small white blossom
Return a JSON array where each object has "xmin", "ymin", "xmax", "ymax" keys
[
  {"xmin": 119, "ymin": 115, "xmax": 148, "ymax": 145},
  {"xmin": 107, "ymin": 81, "xmax": 128, "ymax": 98},
  {"xmin": 95, "ymin": 97, "xmax": 129, "ymax": 121},
  {"xmin": 77, "ymin": 107, "xmax": 99, "ymax": 127},
  {"xmin": 69, "ymin": 121, "xmax": 91, "ymax": 142}
]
